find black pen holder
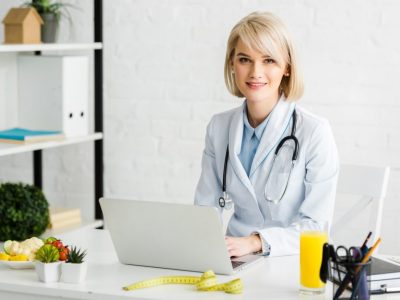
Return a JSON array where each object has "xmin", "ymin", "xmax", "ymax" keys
[{"xmin": 330, "ymin": 258, "xmax": 371, "ymax": 300}]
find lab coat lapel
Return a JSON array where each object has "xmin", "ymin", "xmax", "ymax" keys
[
  {"xmin": 249, "ymin": 97, "xmax": 296, "ymax": 177},
  {"xmin": 228, "ymin": 103, "xmax": 257, "ymax": 199}
]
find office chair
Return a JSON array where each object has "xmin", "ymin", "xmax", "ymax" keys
[{"xmin": 330, "ymin": 164, "xmax": 390, "ymax": 251}]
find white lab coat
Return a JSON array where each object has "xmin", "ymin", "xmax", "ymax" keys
[{"xmin": 194, "ymin": 97, "xmax": 339, "ymax": 256}]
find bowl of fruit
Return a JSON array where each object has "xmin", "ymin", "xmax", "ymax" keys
[{"xmin": 0, "ymin": 237, "xmax": 44, "ymax": 269}]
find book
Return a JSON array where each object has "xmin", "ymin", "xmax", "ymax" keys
[
  {"xmin": 49, "ymin": 207, "xmax": 81, "ymax": 223},
  {"xmin": 0, "ymin": 127, "xmax": 64, "ymax": 144},
  {"xmin": 50, "ymin": 216, "xmax": 82, "ymax": 230},
  {"xmin": 369, "ymin": 256, "xmax": 400, "ymax": 291},
  {"xmin": 49, "ymin": 207, "xmax": 82, "ymax": 230}
]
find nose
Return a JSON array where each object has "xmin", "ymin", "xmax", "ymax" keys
[{"xmin": 250, "ymin": 62, "xmax": 263, "ymax": 79}]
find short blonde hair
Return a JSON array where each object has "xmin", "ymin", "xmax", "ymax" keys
[{"xmin": 224, "ymin": 11, "xmax": 304, "ymax": 101}]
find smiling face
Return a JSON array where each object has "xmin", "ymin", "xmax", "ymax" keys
[{"xmin": 232, "ymin": 39, "xmax": 287, "ymax": 105}]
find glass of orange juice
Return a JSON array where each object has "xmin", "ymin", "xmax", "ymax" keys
[{"xmin": 299, "ymin": 221, "xmax": 328, "ymax": 295}]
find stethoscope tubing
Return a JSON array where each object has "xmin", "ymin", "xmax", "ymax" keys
[{"xmin": 219, "ymin": 109, "xmax": 298, "ymax": 209}]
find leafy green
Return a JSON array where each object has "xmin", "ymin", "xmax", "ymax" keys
[
  {"xmin": 25, "ymin": 0, "xmax": 63, "ymax": 15},
  {"xmin": 0, "ymin": 183, "xmax": 49, "ymax": 241},
  {"xmin": 45, "ymin": 236, "xmax": 57, "ymax": 244},
  {"xmin": 35, "ymin": 244, "xmax": 59, "ymax": 263}
]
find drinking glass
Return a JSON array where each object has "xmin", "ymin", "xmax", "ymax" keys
[{"xmin": 299, "ymin": 221, "xmax": 328, "ymax": 295}]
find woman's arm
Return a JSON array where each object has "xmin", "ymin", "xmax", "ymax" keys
[
  {"xmin": 194, "ymin": 117, "xmax": 222, "ymax": 209},
  {"xmin": 258, "ymin": 119, "xmax": 339, "ymax": 256}
]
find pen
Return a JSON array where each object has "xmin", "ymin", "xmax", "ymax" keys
[
  {"xmin": 333, "ymin": 238, "xmax": 382, "ymax": 300},
  {"xmin": 361, "ymin": 231, "xmax": 372, "ymax": 250}
]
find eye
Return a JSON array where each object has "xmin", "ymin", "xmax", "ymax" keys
[
  {"xmin": 265, "ymin": 58, "xmax": 275, "ymax": 64},
  {"xmin": 239, "ymin": 57, "xmax": 251, "ymax": 64}
]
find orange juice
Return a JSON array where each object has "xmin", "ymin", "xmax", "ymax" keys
[{"xmin": 300, "ymin": 231, "xmax": 328, "ymax": 289}]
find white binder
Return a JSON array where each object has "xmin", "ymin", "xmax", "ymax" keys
[{"xmin": 18, "ymin": 55, "xmax": 89, "ymax": 137}]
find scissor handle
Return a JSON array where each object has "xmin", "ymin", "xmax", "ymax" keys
[
  {"xmin": 348, "ymin": 246, "xmax": 362, "ymax": 262},
  {"xmin": 335, "ymin": 246, "xmax": 351, "ymax": 262},
  {"xmin": 336, "ymin": 246, "xmax": 362, "ymax": 263}
]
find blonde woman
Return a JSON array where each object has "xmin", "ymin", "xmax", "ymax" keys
[{"xmin": 194, "ymin": 12, "xmax": 338, "ymax": 257}]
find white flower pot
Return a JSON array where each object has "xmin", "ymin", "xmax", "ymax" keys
[
  {"xmin": 35, "ymin": 261, "xmax": 62, "ymax": 283},
  {"xmin": 61, "ymin": 262, "xmax": 88, "ymax": 283}
]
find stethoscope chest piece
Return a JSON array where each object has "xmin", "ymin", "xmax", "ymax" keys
[
  {"xmin": 219, "ymin": 192, "xmax": 233, "ymax": 210},
  {"xmin": 218, "ymin": 109, "xmax": 299, "ymax": 209}
]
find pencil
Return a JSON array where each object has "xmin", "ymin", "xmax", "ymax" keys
[{"xmin": 356, "ymin": 237, "xmax": 381, "ymax": 273}]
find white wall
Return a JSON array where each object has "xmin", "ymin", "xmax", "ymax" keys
[{"xmin": 0, "ymin": 0, "xmax": 399, "ymax": 253}]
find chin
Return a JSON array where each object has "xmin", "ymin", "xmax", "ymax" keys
[
  {"xmin": 243, "ymin": 90, "xmax": 279, "ymax": 104},
  {"xmin": 245, "ymin": 94, "xmax": 271, "ymax": 104}
]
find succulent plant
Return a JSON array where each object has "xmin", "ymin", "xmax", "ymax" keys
[
  {"xmin": 67, "ymin": 246, "xmax": 86, "ymax": 264},
  {"xmin": 35, "ymin": 244, "xmax": 59, "ymax": 263}
]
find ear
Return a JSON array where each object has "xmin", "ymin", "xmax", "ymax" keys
[{"xmin": 284, "ymin": 65, "xmax": 291, "ymax": 77}]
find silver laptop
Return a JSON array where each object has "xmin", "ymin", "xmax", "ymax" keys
[{"xmin": 99, "ymin": 198, "xmax": 263, "ymax": 275}]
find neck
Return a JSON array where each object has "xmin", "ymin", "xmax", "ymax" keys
[{"xmin": 246, "ymin": 94, "xmax": 280, "ymax": 128}]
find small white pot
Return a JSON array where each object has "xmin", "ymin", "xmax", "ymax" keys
[
  {"xmin": 35, "ymin": 261, "xmax": 62, "ymax": 283},
  {"xmin": 61, "ymin": 262, "xmax": 88, "ymax": 283}
]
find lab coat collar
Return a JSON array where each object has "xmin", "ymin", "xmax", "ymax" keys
[
  {"xmin": 229, "ymin": 102, "xmax": 256, "ymax": 199},
  {"xmin": 249, "ymin": 95, "xmax": 296, "ymax": 176}
]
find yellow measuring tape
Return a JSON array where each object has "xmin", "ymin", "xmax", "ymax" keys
[{"xmin": 123, "ymin": 270, "xmax": 243, "ymax": 294}]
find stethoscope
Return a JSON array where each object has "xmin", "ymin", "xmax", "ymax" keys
[{"xmin": 218, "ymin": 109, "xmax": 299, "ymax": 210}]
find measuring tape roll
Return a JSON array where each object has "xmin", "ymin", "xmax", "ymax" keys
[{"xmin": 123, "ymin": 270, "xmax": 243, "ymax": 294}]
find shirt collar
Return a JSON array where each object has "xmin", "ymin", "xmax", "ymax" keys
[{"xmin": 243, "ymin": 101, "xmax": 270, "ymax": 141}]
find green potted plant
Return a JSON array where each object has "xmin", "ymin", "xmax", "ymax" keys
[
  {"xmin": 61, "ymin": 246, "xmax": 87, "ymax": 283},
  {"xmin": 0, "ymin": 182, "xmax": 49, "ymax": 241},
  {"xmin": 34, "ymin": 244, "xmax": 62, "ymax": 282},
  {"xmin": 23, "ymin": 0, "xmax": 70, "ymax": 43}
]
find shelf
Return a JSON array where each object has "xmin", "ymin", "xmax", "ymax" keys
[
  {"xmin": 43, "ymin": 219, "xmax": 104, "ymax": 237},
  {"xmin": 0, "ymin": 43, "xmax": 102, "ymax": 53},
  {"xmin": 0, "ymin": 220, "xmax": 104, "ymax": 246},
  {"xmin": 0, "ymin": 132, "xmax": 103, "ymax": 157}
]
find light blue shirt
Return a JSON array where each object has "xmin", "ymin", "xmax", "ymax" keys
[{"xmin": 239, "ymin": 105, "xmax": 270, "ymax": 176}]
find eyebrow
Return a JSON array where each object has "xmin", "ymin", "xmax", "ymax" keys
[{"xmin": 236, "ymin": 52, "xmax": 271, "ymax": 58}]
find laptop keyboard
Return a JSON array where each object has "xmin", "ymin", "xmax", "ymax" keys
[{"xmin": 231, "ymin": 260, "xmax": 245, "ymax": 269}]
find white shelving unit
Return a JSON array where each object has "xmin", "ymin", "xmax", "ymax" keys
[
  {"xmin": 44, "ymin": 219, "xmax": 104, "ymax": 237},
  {"xmin": 0, "ymin": 39, "xmax": 104, "ymax": 233},
  {"xmin": 0, "ymin": 43, "xmax": 102, "ymax": 53},
  {"xmin": 0, "ymin": 133, "xmax": 103, "ymax": 157}
]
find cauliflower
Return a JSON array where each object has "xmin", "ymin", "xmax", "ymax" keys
[
  {"xmin": 9, "ymin": 241, "xmax": 21, "ymax": 256},
  {"xmin": 4, "ymin": 237, "xmax": 44, "ymax": 260}
]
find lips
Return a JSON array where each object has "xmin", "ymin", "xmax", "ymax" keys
[{"xmin": 246, "ymin": 82, "xmax": 267, "ymax": 89}]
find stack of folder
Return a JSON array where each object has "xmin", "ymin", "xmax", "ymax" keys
[
  {"xmin": 0, "ymin": 127, "xmax": 64, "ymax": 144},
  {"xmin": 49, "ymin": 207, "xmax": 82, "ymax": 230}
]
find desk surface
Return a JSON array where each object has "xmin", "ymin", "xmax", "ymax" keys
[{"xmin": 0, "ymin": 229, "xmax": 398, "ymax": 300}]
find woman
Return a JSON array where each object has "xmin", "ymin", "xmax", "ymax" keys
[{"xmin": 194, "ymin": 12, "xmax": 339, "ymax": 257}]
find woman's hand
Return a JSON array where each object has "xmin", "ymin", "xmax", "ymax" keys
[{"xmin": 225, "ymin": 235, "xmax": 262, "ymax": 257}]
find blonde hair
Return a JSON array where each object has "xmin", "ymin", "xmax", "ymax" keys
[{"xmin": 224, "ymin": 11, "xmax": 304, "ymax": 101}]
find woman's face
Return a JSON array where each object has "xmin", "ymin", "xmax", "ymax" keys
[{"xmin": 232, "ymin": 39, "xmax": 287, "ymax": 105}]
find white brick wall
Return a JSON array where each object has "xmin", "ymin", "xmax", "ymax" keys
[{"xmin": 0, "ymin": 0, "xmax": 399, "ymax": 253}]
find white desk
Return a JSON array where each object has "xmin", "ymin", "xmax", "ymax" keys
[{"xmin": 0, "ymin": 229, "xmax": 398, "ymax": 300}]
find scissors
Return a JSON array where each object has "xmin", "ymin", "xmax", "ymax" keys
[{"xmin": 335, "ymin": 245, "xmax": 362, "ymax": 263}]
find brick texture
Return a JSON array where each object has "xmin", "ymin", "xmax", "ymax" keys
[{"xmin": 0, "ymin": 0, "xmax": 399, "ymax": 253}]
